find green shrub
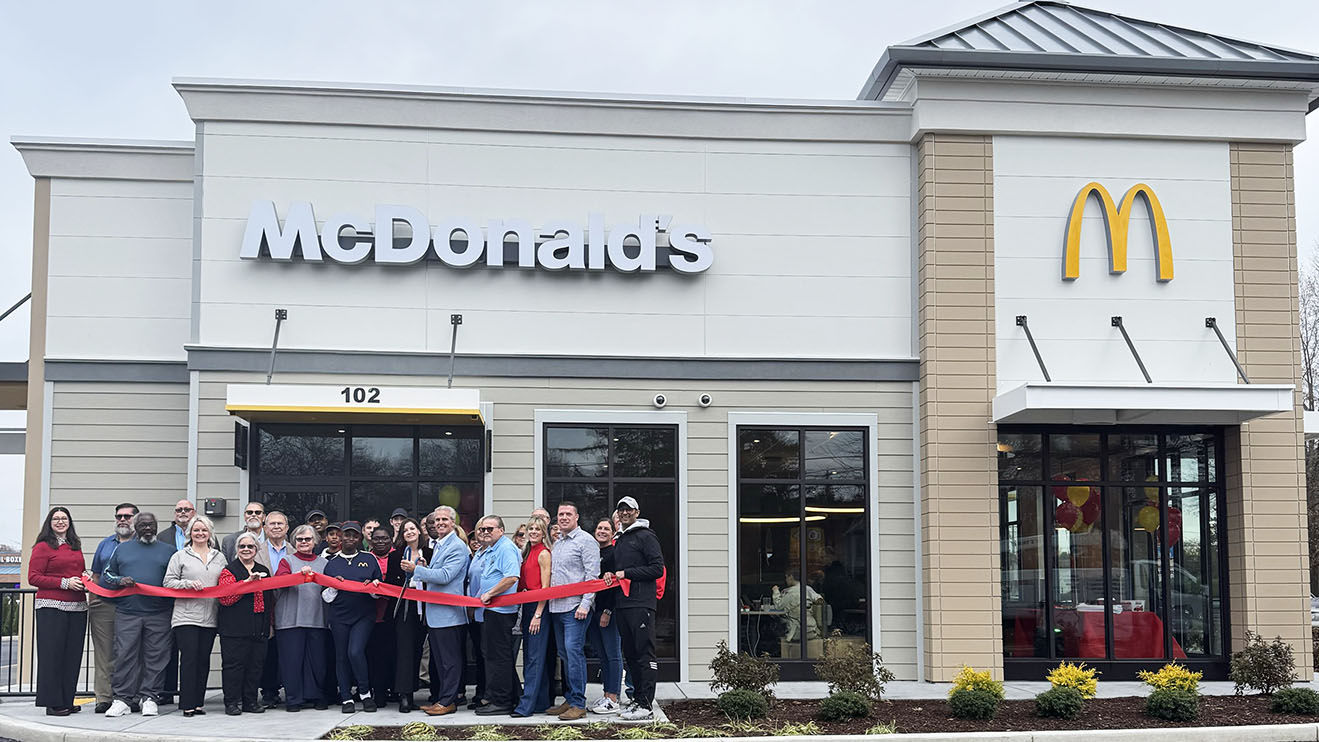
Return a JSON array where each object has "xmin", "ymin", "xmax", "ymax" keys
[
  {"xmin": 814, "ymin": 635, "xmax": 897, "ymax": 702},
  {"xmin": 1046, "ymin": 661, "xmax": 1099, "ymax": 699},
  {"xmin": 818, "ymin": 691, "xmax": 872, "ymax": 721},
  {"xmin": 540, "ymin": 725, "xmax": 587, "ymax": 741},
  {"xmin": 1034, "ymin": 686, "xmax": 1084, "ymax": 719},
  {"xmin": 1270, "ymin": 687, "xmax": 1319, "ymax": 715},
  {"xmin": 865, "ymin": 721, "xmax": 898, "ymax": 735},
  {"xmin": 469, "ymin": 727, "xmax": 511, "ymax": 742},
  {"xmin": 948, "ymin": 688, "xmax": 1000, "ymax": 720},
  {"xmin": 772, "ymin": 722, "xmax": 822, "ymax": 736},
  {"xmin": 949, "ymin": 666, "xmax": 1004, "ymax": 701},
  {"xmin": 1145, "ymin": 687, "xmax": 1198, "ymax": 722},
  {"xmin": 1138, "ymin": 663, "xmax": 1201, "ymax": 693},
  {"xmin": 717, "ymin": 689, "xmax": 769, "ymax": 720},
  {"xmin": 401, "ymin": 722, "xmax": 447, "ymax": 741},
  {"xmin": 327, "ymin": 727, "xmax": 374, "ymax": 741},
  {"xmin": 708, "ymin": 640, "xmax": 779, "ymax": 699},
  {"xmin": 1230, "ymin": 631, "xmax": 1295, "ymax": 696}
]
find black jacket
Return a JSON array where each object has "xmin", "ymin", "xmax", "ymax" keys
[
  {"xmin": 217, "ymin": 559, "xmax": 273, "ymax": 638},
  {"xmin": 612, "ymin": 522, "xmax": 664, "ymax": 610},
  {"xmin": 385, "ymin": 543, "xmax": 433, "ymax": 622},
  {"xmin": 595, "ymin": 544, "xmax": 617, "ymax": 612}
]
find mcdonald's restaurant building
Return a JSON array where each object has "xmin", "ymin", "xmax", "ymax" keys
[{"xmin": 10, "ymin": 2, "xmax": 1319, "ymax": 684}]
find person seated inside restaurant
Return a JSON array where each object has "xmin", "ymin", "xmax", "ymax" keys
[{"xmin": 771, "ymin": 569, "xmax": 822, "ymax": 642}]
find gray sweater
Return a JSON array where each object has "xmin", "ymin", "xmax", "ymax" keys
[
  {"xmin": 163, "ymin": 545, "xmax": 227, "ymax": 628},
  {"xmin": 274, "ymin": 553, "xmax": 328, "ymax": 630}
]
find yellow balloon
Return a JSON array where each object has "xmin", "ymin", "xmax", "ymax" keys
[
  {"xmin": 1136, "ymin": 505, "xmax": 1160, "ymax": 532},
  {"xmin": 1144, "ymin": 475, "xmax": 1159, "ymax": 501},
  {"xmin": 1066, "ymin": 485, "xmax": 1091, "ymax": 507},
  {"xmin": 437, "ymin": 484, "xmax": 461, "ymax": 507}
]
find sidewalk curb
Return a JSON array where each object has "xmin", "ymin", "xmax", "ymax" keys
[{"xmin": 3, "ymin": 715, "xmax": 1319, "ymax": 742}]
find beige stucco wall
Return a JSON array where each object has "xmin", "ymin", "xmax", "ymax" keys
[
  {"xmin": 916, "ymin": 133, "xmax": 1002, "ymax": 681},
  {"xmin": 194, "ymin": 371, "xmax": 919, "ymax": 681},
  {"xmin": 1225, "ymin": 142, "xmax": 1312, "ymax": 671}
]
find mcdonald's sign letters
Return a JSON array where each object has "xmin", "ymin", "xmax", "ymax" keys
[{"xmin": 1063, "ymin": 182, "xmax": 1173, "ymax": 282}]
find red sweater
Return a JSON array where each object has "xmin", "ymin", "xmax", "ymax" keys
[{"xmin": 28, "ymin": 541, "xmax": 87, "ymax": 603}]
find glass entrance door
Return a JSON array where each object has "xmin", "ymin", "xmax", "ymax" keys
[{"xmin": 257, "ymin": 488, "xmax": 345, "ymax": 527}]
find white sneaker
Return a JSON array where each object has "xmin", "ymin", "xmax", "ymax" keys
[
  {"xmin": 590, "ymin": 697, "xmax": 620, "ymax": 715},
  {"xmin": 141, "ymin": 699, "xmax": 158, "ymax": 716},
  {"xmin": 619, "ymin": 704, "xmax": 654, "ymax": 721},
  {"xmin": 105, "ymin": 699, "xmax": 131, "ymax": 717}
]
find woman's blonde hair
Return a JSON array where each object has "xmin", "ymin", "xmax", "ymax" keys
[
  {"xmin": 521, "ymin": 516, "xmax": 549, "ymax": 559},
  {"xmin": 185, "ymin": 514, "xmax": 220, "ymax": 550}
]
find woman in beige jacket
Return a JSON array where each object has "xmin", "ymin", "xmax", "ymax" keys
[{"xmin": 163, "ymin": 515, "xmax": 227, "ymax": 717}]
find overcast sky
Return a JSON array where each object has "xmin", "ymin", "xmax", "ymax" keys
[{"xmin": 0, "ymin": 1, "xmax": 1317, "ymax": 543}]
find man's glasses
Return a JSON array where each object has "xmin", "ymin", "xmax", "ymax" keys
[
  {"xmin": 114, "ymin": 513, "xmax": 134, "ymax": 520},
  {"xmin": 477, "ymin": 526, "xmax": 496, "ymax": 533},
  {"xmin": 175, "ymin": 507, "xmax": 195, "ymax": 513},
  {"xmin": 244, "ymin": 510, "xmax": 263, "ymax": 516}
]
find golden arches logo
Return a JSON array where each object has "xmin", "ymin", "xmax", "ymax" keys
[{"xmin": 1063, "ymin": 182, "xmax": 1173, "ymax": 282}]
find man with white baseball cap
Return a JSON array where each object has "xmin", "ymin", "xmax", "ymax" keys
[{"xmin": 608, "ymin": 496, "xmax": 664, "ymax": 721}]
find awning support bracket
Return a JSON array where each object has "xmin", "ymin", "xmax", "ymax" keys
[
  {"xmin": 266, "ymin": 308, "xmax": 287, "ymax": 385},
  {"xmin": 1015, "ymin": 315, "xmax": 1051, "ymax": 382},
  {"xmin": 1111, "ymin": 316, "xmax": 1152, "ymax": 384},
  {"xmin": 1205, "ymin": 317, "xmax": 1251, "ymax": 384},
  {"xmin": 0, "ymin": 293, "xmax": 31, "ymax": 326},
  {"xmin": 447, "ymin": 314, "xmax": 463, "ymax": 389}
]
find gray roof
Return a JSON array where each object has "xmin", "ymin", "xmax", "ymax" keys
[{"xmin": 859, "ymin": 1, "xmax": 1319, "ymax": 101}]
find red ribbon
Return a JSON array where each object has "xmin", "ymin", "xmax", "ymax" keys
[{"xmin": 80, "ymin": 571, "xmax": 625, "ymax": 609}]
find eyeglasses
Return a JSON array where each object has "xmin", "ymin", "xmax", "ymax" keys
[
  {"xmin": 294, "ymin": 536, "xmax": 315, "ymax": 542},
  {"xmin": 244, "ymin": 510, "xmax": 263, "ymax": 516},
  {"xmin": 477, "ymin": 526, "xmax": 496, "ymax": 533},
  {"xmin": 114, "ymin": 513, "xmax": 134, "ymax": 520},
  {"xmin": 51, "ymin": 516, "xmax": 70, "ymax": 522},
  {"xmin": 175, "ymin": 507, "xmax": 195, "ymax": 513},
  {"xmin": 236, "ymin": 544, "xmax": 256, "ymax": 550}
]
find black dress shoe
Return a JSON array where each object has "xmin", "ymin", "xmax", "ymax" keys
[
  {"xmin": 475, "ymin": 704, "xmax": 512, "ymax": 716},
  {"xmin": 398, "ymin": 697, "xmax": 413, "ymax": 713},
  {"xmin": 362, "ymin": 697, "xmax": 377, "ymax": 712},
  {"xmin": 242, "ymin": 703, "xmax": 264, "ymax": 714},
  {"xmin": 193, "ymin": 709, "xmax": 206, "ymax": 715},
  {"xmin": 95, "ymin": 702, "xmax": 111, "ymax": 714},
  {"xmin": 182, "ymin": 710, "xmax": 194, "ymax": 718},
  {"xmin": 314, "ymin": 701, "xmax": 328, "ymax": 711},
  {"xmin": 285, "ymin": 703, "xmax": 301, "ymax": 712},
  {"xmin": 225, "ymin": 705, "xmax": 241, "ymax": 716},
  {"xmin": 45, "ymin": 707, "xmax": 71, "ymax": 717},
  {"xmin": 467, "ymin": 699, "xmax": 487, "ymax": 710},
  {"xmin": 68, "ymin": 705, "xmax": 82, "ymax": 713},
  {"xmin": 342, "ymin": 701, "xmax": 356, "ymax": 714}
]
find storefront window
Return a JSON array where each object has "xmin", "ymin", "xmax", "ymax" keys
[
  {"xmin": 543, "ymin": 424, "xmax": 680, "ymax": 680},
  {"xmin": 737, "ymin": 427, "xmax": 869, "ymax": 676},
  {"xmin": 999, "ymin": 429, "xmax": 1227, "ymax": 677}
]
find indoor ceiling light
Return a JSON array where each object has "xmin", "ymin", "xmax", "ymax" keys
[{"xmin": 805, "ymin": 506, "xmax": 864, "ymax": 514}]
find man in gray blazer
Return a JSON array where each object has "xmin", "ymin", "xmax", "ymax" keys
[
  {"xmin": 412, "ymin": 506, "xmax": 469, "ymax": 717},
  {"xmin": 221, "ymin": 502, "xmax": 266, "ymax": 560}
]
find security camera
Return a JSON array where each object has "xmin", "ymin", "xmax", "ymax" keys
[
  {"xmin": 698, "ymin": 393, "xmax": 713, "ymax": 408},
  {"xmin": 653, "ymin": 394, "xmax": 667, "ymax": 409}
]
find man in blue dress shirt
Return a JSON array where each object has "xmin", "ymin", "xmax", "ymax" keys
[
  {"xmin": 411, "ymin": 505, "xmax": 468, "ymax": 716},
  {"xmin": 473, "ymin": 515, "xmax": 521, "ymax": 715}
]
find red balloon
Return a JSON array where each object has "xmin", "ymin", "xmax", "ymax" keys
[
  {"xmin": 1080, "ymin": 495, "xmax": 1101, "ymax": 525},
  {"xmin": 1056, "ymin": 502, "xmax": 1080, "ymax": 529},
  {"xmin": 1167, "ymin": 522, "xmax": 1182, "ymax": 548},
  {"xmin": 1051, "ymin": 474, "xmax": 1072, "ymax": 502}
]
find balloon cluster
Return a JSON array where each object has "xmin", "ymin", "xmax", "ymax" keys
[
  {"xmin": 1052, "ymin": 475, "xmax": 1100, "ymax": 534},
  {"xmin": 1135, "ymin": 502, "xmax": 1183, "ymax": 547}
]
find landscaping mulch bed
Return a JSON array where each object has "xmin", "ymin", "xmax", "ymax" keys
[{"xmin": 321, "ymin": 696, "xmax": 1319, "ymax": 739}]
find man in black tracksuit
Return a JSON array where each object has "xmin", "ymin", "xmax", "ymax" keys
[{"xmin": 609, "ymin": 495, "xmax": 665, "ymax": 720}]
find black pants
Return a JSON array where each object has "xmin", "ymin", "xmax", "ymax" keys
[
  {"xmin": 481, "ymin": 610, "xmax": 520, "ymax": 708},
  {"xmin": 465, "ymin": 620, "xmax": 484, "ymax": 701},
  {"xmin": 321, "ymin": 628, "xmax": 339, "ymax": 704},
  {"xmin": 427, "ymin": 625, "xmax": 463, "ymax": 707},
  {"xmin": 164, "ymin": 644, "xmax": 179, "ymax": 699},
  {"xmin": 367, "ymin": 619, "xmax": 395, "ymax": 702},
  {"xmin": 261, "ymin": 634, "xmax": 281, "ymax": 702},
  {"xmin": 618, "ymin": 607, "xmax": 657, "ymax": 709},
  {"xmin": 35, "ymin": 608, "xmax": 87, "ymax": 710},
  {"xmin": 394, "ymin": 610, "xmax": 426, "ymax": 696},
  {"xmin": 220, "ymin": 635, "xmax": 267, "ymax": 709},
  {"xmin": 174, "ymin": 625, "xmax": 217, "ymax": 711}
]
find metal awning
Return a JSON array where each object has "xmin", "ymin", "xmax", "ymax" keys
[
  {"xmin": 993, "ymin": 382, "xmax": 1294, "ymax": 425},
  {"xmin": 0, "ymin": 362, "xmax": 26, "ymax": 411},
  {"xmin": 226, "ymin": 384, "xmax": 483, "ymax": 425}
]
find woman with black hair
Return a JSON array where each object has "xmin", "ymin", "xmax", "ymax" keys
[
  {"xmin": 28, "ymin": 507, "xmax": 89, "ymax": 716},
  {"xmin": 386, "ymin": 517, "xmax": 432, "ymax": 711}
]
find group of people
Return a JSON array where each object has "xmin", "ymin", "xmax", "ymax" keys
[{"xmin": 27, "ymin": 494, "xmax": 665, "ymax": 722}]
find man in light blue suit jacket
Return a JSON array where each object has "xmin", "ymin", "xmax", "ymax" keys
[{"xmin": 410, "ymin": 506, "xmax": 468, "ymax": 716}]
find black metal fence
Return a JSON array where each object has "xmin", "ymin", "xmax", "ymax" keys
[{"xmin": 0, "ymin": 588, "xmax": 96, "ymax": 696}]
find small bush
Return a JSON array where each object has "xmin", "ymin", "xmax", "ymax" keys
[
  {"xmin": 1145, "ymin": 687, "xmax": 1198, "ymax": 722},
  {"xmin": 772, "ymin": 722, "xmax": 822, "ymax": 736},
  {"xmin": 949, "ymin": 666, "xmax": 1004, "ymax": 701},
  {"xmin": 614, "ymin": 728, "xmax": 655, "ymax": 741},
  {"xmin": 708, "ymin": 640, "xmax": 779, "ymax": 699},
  {"xmin": 1137, "ymin": 662, "xmax": 1202, "ymax": 693},
  {"xmin": 815, "ymin": 634, "xmax": 897, "ymax": 702},
  {"xmin": 469, "ymin": 727, "xmax": 511, "ymax": 742},
  {"xmin": 1046, "ymin": 661, "xmax": 1099, "ymax": 699},
  {"xmin": 720, "ymin": 721, "xmax": 767, "ymax": 736},
  {"xmin": 818, "ymin": 691, "xmax": 872, "ymax": 721},
  {"xmin": 1270, "ymin": 687, "xmax": 1319, "ymax": 715},
  {"xmin": 865, "ymin": 721, "xmax": 898, "ymax": 735},
  {"xmin": 949, "ymin": 688, "xmax": 1000, "ymax": 720},
  {"xmin": 676, "ymin": 727, "xmax": 726, "ymax": 738},
  {"xmin": 327, "ymin": 727, "xmax": 374, "ymax": 742},
  {"xmin": 1231, "ymin": 631, "xmax": 1296, "ymax": 696},
  {"xmin": 1034, "ymin": 687, "xmax": 1084, "ymax": 719},
  {"xmin": 540, "ymin": 725, "xmax": 587, "ymax": 741},
  {"xmin": 717, "ymin": 689, "xmax": 769, "ymax": 720},
  {"xmin": 401, "ymin": 722, "xmax": 446, "ymax": 741}
]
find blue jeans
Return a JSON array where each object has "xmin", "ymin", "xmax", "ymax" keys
[
  {"xmin": 586, "ymin": 608, "xmax": 623, "ymax": 695},
  {"xmin": 513, "ymin": 610, "xmax": 551, "ymax": 715},
  {"xmin": 330, "ymin": 615, "xmax": 373, "ymax": 702},
  {"xmin": 551, "ymin": 611, "xmax": 588, "ymax": 710}
]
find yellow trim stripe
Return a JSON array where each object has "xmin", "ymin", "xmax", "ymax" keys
[{"xmin": 226, "ymin": 404, "xmax": 481, "ymax": 416}]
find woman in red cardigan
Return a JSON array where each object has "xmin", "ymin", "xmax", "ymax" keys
[{"xmin": 28, "ymin": 506, "xmax": 90, "ymax": 716}]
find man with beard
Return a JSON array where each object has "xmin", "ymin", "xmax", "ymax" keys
[
  {"xmin": 610, "ymin": 496, "xmax": 665, "ymax": 721},
  {"xmin": 222, "ymin": 502, "xmax": 266, "ymax": 561},
  {"xmin": 102, "ymin": 512, "xmax": 177, "ymax": 717},
  {"xmin": 89, "ymin": 502, "xmax": 137, "ymax": 713}
]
